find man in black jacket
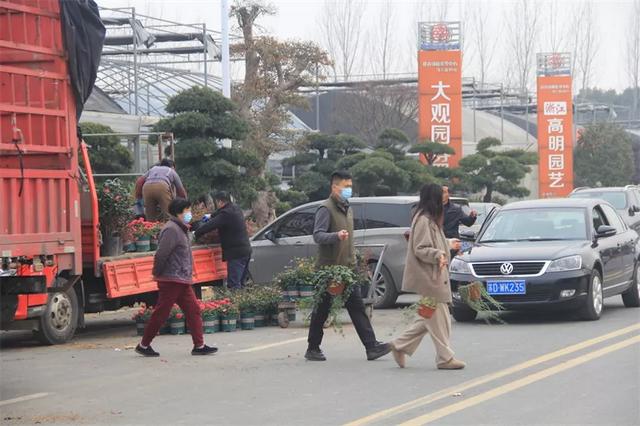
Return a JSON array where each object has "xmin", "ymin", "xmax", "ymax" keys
[
  {"xmin": 194, "ymin": 191, "xmax": 252, "ymax": 289},
  {"xmin": 443, "ymin": 185, "xmax": 477, "ymax": 239}
]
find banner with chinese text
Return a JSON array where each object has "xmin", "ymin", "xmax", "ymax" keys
[
  {"xmin": 536, "ymin": 74, "xmax": 574, "ymax": 198},
  {"xmin": 418, "ymin": 49, "xmax": 463, "ymax": 167}
]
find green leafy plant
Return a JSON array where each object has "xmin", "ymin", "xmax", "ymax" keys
[
  {"xmin": 97, "ymin": 178, "xmax": 132, "ymax": 238},
  {"xmin": 458, "ymin": 282, "xmax": 505, "ymax": 324},
  {"xmin": 309, "ymin": 265, "xmax": 359, "ymax": 333}
]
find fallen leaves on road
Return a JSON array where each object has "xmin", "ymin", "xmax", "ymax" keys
[{"xmin": 32, "ymin": 412, "xmax": 83, "ymax": 424}]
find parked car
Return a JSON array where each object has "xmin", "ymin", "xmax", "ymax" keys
[
  {"xmin": 460, "ymin": 202, "xmax": 501, "ymax": 234},
  {"xmin": 569, "ymin": 186, "xmax": 640, "ymax": 233},
  {"xmin": 249, "ymin": 196, "xmax": 470, "ymax": 308},
  {"xmin": 450, "ymin": 198, "xmax": 640, "ymax": 322}
]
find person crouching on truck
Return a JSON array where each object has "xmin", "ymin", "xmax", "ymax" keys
[
  {"xmin": 194, "ymin": 191, "xmax": 252, "ymax": 290},
  {"xmin": 141, "ymin": 158, "xmax": 188, "ymax": 221},
  {"xmin": 136, "ymin": 198, "xmax": 217, "ymax": 357}
]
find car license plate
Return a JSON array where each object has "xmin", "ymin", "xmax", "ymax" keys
[{"xmin": 486, "ymin": 280, "xmax": 526, "ymax": 295}]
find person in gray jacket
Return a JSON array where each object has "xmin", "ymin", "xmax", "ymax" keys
[{"xmin": 141, "ymin": 159, "xmax": 188, "ymax": 221}]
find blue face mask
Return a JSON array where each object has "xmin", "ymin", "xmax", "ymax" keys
[
  {"xmin": 182, "ymin": 212, "xmax": 193, "ymax": 224},
  {"xmin": 340, "ymin": 187, "xmax": 353, "ymax": 200}
]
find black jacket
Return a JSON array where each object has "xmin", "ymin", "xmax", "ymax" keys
[
  {"xmin": 443, "ymin": 202, "xmax": 476, "ymax": 238},
  {"xmin": 194, "ymin": 203, "xmax": 252, "ymax": 261}
]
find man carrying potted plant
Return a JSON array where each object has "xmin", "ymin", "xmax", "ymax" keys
[
  {"xmin": 136, "ymin": 198, "xmax": 217, "ymax": 357},
  {"xmin": 305, "ymin": 171, "xmax": 391, "ymax": 362}
]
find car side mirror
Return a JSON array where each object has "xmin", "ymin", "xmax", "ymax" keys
[
  {"xmin": 264, "ymin": 229, "xmax": 278, "ymax": 243},
  {"xmin": 632, "ymin": 205, "xmax": 640, "ymax": 214},
  {"xmin": 596, "ymin": 225, "xmax": 616, "ymax": 239},
  {"xmin": 459, "ymin": 229, "xmax": 477, "ymax": 241}
]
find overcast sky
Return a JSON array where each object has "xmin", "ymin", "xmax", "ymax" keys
[{"xmin": 98, "ymin": 0, "xmax": 637, "ymax": 93}]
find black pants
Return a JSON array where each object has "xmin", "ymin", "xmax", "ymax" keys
[
  {"xmin": 307, "ymin": 286, "xmax": 377, "ymax": 350},
  {"xmin": 226, "ymin": 257, "xmax": 250, "ymax": 290}
]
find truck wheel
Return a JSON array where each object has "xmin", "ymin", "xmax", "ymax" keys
[
  {"xmin": 369, "ymin": 263, "xmax": 398, "ymax": 309},
  {"xmin": 451, "ymin": 306, "xmax": 478, "ymax": 322},
  {"xmin": 579, "ymin": 270, "xmax": 603, "ymax": 321},
  {"xmin": 621, "ymin": 262, "xmax": 640, "ymax": 308},
  {"xmin": 35, "ymin": 288, "xmax": 79, "ymax": 345}
]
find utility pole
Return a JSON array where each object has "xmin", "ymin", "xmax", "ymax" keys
[{"xmin": 221, "ymin": 0, "xmax": 231, "ymax": 98}]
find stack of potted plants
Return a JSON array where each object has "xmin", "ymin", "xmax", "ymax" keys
[{"xmin": 97, "ymin": 179, "xmax": 132, "ymax": 257}]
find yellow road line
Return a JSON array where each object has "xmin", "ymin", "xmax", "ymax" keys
[
  {"xmin": 400, "ymin": 334, "xmax": 640, "ymax": 426},
  {"xmin": 236, "ymin": 337, "xmax": 307, "ymax": 353},
  {"xmin": 344, "ymin": 323, "xmax": 640, "ymax": 426}
]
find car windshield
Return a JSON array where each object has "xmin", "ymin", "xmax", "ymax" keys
[
  {"xmin": 479, "ymin": 208, "xmax": 587, "ymax": 242},
  {"xmin": 571, "ymin": 191, "xmax": 627, "ymax": 209}
]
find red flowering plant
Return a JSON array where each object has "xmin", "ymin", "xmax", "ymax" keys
[
  {"xmin": 169, "ymin": 304, "xmax": 184, "ymax": 320},
  {"xmin": 97, "ymin": 178, "xmax": 132, "ymax": 238},
  {"xmin": 126, "ymin": 218, "xmax": 163, "ymax": 240},
  {"xmin": 132, "ymin": 303, "xmax": 153, "ymax": 322},
  {"xmin": 217, "ymin": 298, "xmax": 238, "ymax": 318}
]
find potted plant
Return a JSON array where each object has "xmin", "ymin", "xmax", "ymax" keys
[
  {"xmin": 97, "ymin": 179, "xmax": 132, "ymax": 256},
  {"xmin": 200, "ymin": 301, "xmax": 219, "ymax": 334},
  {"xmin": 127, "ymin": 218, "xmax": 162, "ymax": 252},
  {"xmin": 295, "ymin": 258, "xmax": 316, "ymax": 298},
  {"xmin": 309, "ymin": 265, "xmax": 358, "ymax": 332},
  {"xmin": 220, "ymin": 301, "xmax": 238, "ymax": 332},
  {"xmin": 234, "ymin": 289, "xmax": 256, "ymax": 330},
  {"xmin": 416, "ymin": 296, "xmax": 437, "ymax": 319},
  {"xmin": 458, "ymin": 281, "xmax": 506, "ymax": 324},
  {"xmin": 149, "ymin": 221, "xmax": 163, "ymax": 250},
  {"xmin": 131, "ymin": 303, "xmax": 152, "ymax": 336},
  {"xmin": 169, "ymin": 305, "xmax": 185, "ymax": 335}
]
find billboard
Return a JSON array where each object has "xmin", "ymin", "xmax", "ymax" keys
[
  {"xmin": 417, "ymin": 22, "xmax": 463, "ymax": 168},
  {"xmin": 536, "ymin": 53, "xmax": 573, "ymax": 198}
]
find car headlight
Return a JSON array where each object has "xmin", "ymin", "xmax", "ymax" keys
[
  {"xmin": 547, "ymin": 255, "xmax": 582, "ymax": 272},
  {"xmin": 450, "ymin": 258, "xmax": 471, "ymax": 274}
]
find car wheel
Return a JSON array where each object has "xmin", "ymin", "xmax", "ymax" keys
[
  {"xmin": 34, "ymin": 287, "xmax": 79, "ymax": 345},
  {"xmin": 621, "ymin": 262, "xmax": 640, "ymax": 308},
  {"xmin": 579, "ymin": 270, "xmax": 603, "ymax": 321},
  {"xmin": 367, "ymin": 262, "xmax": 398, "ymax": 309},
  {"xmin": 451, "ymin": 306, "xmax": 478, "ymax": 322}
]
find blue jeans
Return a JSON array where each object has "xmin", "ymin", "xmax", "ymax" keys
[{"xmin": 226, "ymin": 257, "xmax": 250, "ymax": 290}]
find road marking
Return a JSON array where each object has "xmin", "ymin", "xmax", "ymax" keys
[
  {"xmin": 400, "ymin": 334, "xmax": 640, "ymax": 425},
  {"xmin": 236, "ymin": 337, "xmax": 307, "ymax": 353},
  {"xmin": 0, "ymin": 393, "xmax": 49, "ymax": 407},
  {"xmin": 344, "ymin": 323, "xmax": 640, "ymax": 426}
]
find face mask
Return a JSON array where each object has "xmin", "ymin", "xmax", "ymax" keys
[
  {"xmin": 182, "ymin": 212, "xmax": 193, "ymax": 224},
  {"xmin": 340, "ymin": 187, "xmax": 353, "ymax": 200}
]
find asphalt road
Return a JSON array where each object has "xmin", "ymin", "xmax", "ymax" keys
[{"xmin": 1, "ymin": 296, "xmax": 639, "ymax": 426}]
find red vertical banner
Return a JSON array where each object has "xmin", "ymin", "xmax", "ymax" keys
[
  {"xmin": 536, "ymin": 58, "xmax": 574, "ymax": 198},
  {"xmin": 417, "ymin": 22, "xmax": 462, "ymax": 168}
]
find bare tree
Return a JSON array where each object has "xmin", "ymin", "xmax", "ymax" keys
[
  {"xmin": 628, "ymin": 0, "xmax": 640, "ymax": 120},
  {"xmin": 505, "ymin": 0, "xmax": 540, "ymax": 97},
  {"xmin": 469, "ymin": 0, "xmax": 497, "ymax": 87},
  {"xmin": 576, "ymin": 1, "xmax": 599, "ymax": 94},
  {"xmin": 319, "ymin": 0, "xmax": 366, "ymax": 81},
  {"xmin": 544, "ymin": 0, "xmax": 565, "ymax": 52},
  {"xmin": 368, "ymin": 0, "xmax": 396, "ymax": 79}
]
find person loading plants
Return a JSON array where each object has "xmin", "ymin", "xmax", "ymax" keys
[
  {"xmin": 193, "ymin": 191, "xmax": 252, "ymax": 290},
  {"xmin": 136, "ymin": 198, "xmax": 217, "ymax": 357},
  {"xmin": 305, "ymin": 170, "xmax": 391, "ymax": 362},
  {"xmin": 141, "ymin": 158, "xmax": 188, "ymax": 221}
]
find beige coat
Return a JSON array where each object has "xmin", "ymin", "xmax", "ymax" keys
[{"xmin": 401, "ymin": 213, "xmax": 452, "ymax": 303}]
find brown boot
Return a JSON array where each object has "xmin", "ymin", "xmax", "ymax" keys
[
  {"xmin": 391, "ymin": 346, "xmax": 406, "ymax": 368},
  {"xmin": 437, "ymin": 358, "xmax": 466, "ymax": 370}
]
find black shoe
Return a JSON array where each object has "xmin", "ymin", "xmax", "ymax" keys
[
  {"xmin": 192, "ymin": 345, "xmax": 218, "ymax": 356},
  {"xmin": 366, "ymin": 342, "xmax": 392, "ymax": 361},
  {"xmin": 135, "ymin": 344, "xmax": 160, "ymax": 357},
  {"xmin": 305, "ymin": 348, "xmax": 327, "ymax": 361}
]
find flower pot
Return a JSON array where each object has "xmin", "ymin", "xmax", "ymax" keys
[
  {"xmin": 298, "ymin": 284, "xmax": 315, "ymax": 298},
  {"xmin": 469, "ymin": 284, "xmax": 482, "ymax": 301},
  {"xmin": 170, "ymin": 318, "xmax": 185, "ymax": 335},
  {"xmin": 203, "ymin": 316, "xmax": 218, "ymax": 334},
  {"xmin": 150, "ymin": 238, "xmax": 158, "ymax": 251},
  {"xmin": 135, "ymin": 318, "xmax": 146, "ymax": 336},
  {"xmin": 418, "ymin": 304, "xmax": 436, "ymax": 319},
  {"xmin": 284, "ymin": 284, "xmax": 299, "ymax": 300},
  {"xmin": 159, "ymin": 320, "xmax": 171, "ymax": 335},
  {"xmin": 135, "ymin": 236, "xmax": 151, "ymax": 252},
  {"xmin": 123, "ymin": 242, "xmax": 137, "ymax": 253},
  {"xmin": 236, "ymin": 313, "xmax": 242, "ymax": 330},
  {"xmin": 102, "ymin": 234, "xmax": 122, "ymax": 257},
  {"xmin": 270, "ymin": 312, "xmax": 280, "ymax": 326},
  {"xmin": 240, "ymin": 312, "xmax": 255, "ymax": 330},
  {"xmin": 221, "ymin": 315, "xmax": 237, "ymax": 332},
  {"xmin": 327, "ymin": 281, "xmax": 345, "ymax": 296},
  {"xmin": 254, "ymin": 311, "xmax": 266, "ymax": 327},
  {"xmin": 287, "ymin": 308, "xmax": 296, "ymax": 322}
]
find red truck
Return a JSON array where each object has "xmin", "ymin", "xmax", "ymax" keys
[{"xmin": 0, "ymin": 0, "xmax": 226, "ymax": 344}]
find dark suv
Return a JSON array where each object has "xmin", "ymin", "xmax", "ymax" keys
[
  {"xmin": 450, "ymin": 198, "xmax": 640, "ymax": 321},
  {"xmin": 249, "ymin": 196, "xmax": 469, "ymax": 308},
  {"xmin": 569, "ymin": 186, "xmax": 640, "ymax": 233}
]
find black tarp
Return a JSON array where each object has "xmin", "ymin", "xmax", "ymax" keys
[{"xmin": 60, "ymin": 0, "xmax": 105, "ymax": 119}]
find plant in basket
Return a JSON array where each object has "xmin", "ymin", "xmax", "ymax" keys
[
  {"xmin": 416, "ymin": 297, "xmax": 438, "ymax": 319},
  {"xmin": 168, "ymin": 304, "xmax": 185, "ymax": 334},
  {"xmin": 127, "ymin": 218, "xmax": 163, "ymax": 251},
  {"xmin": 458, "ymin": 281, "xmax": 506, "ymax": 324},
  {"xmin": 309, "ymin": 265, "xmax": 358, "ymax": 332},
  {"xmin": 219, "ymin": 300, "xmax": 239, "ymax": 332},
  {"xmin": 132, "ymin": 303, "xmax": 153, "ymax": 336},
  {"xmin": 97, "ymin": 178, "xmax": 132, "ymax": 256},
  {"xmin": 201, "ymin": 301, "xmax": 220, "ymax": 333}
]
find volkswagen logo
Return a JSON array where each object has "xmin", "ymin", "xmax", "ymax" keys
[{"xmin": 500, "ymin": 262, "xmax": 514, "ymax": 275}]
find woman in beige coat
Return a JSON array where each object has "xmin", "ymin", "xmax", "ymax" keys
[{"xmin": 391, "ymin": 183, "xmax": 466, "ymax": 370}]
